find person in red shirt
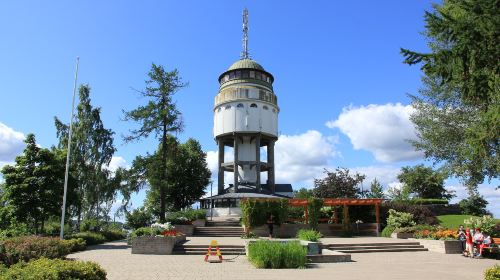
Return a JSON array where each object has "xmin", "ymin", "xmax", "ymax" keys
[{"xmin": 464, "ymin": 228, "xmax": 474, "ymax": 258}]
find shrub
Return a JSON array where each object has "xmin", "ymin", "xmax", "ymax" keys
[
  {"xmin": 79, "ymin": 219, "xmax": 99, "ymax": 232},
  {"xmin": 125, "ymin": 207, "xmax": 153, "ymax": 230},
  {"xmin": 381, "ymin": 201, "xmax": 438, "ymax": 226},
  {"xmin": 484, "ymin": 264, "xmax": 500, "ymax": 280},
  {"xmin": 0, "ymin": 223, "xmax": 29, "ymax": 241},
  {"xmin": 381, "ymin": 226, "xmax": 395, "ymax": 238},
  {"xmin": 410, "ymin": 198, "xmax": 449, "ymax": 205},
  {"xmin": 68, "ymin": 232, "xmax": 106, "ymax": 246},
  {"xmin": 241, "ymin": 199, "xmax": 289, "ymax": 229},
  {"xmin": 240, "ymin": 232, "xmax": 259, "ymax": 239},
  {"xmin": 393, "ymin": 224, "xmax": 434, "ymax": 234},
  {"xmin": 386, "ymin": 209, "xmax": 416, "ymax": 229},
  {"xmin": 0, "ymin": 236, "xmax": 70, "ymax": 266},
  {"xmin": 131, "ymin": 227, "xmax": 162, "ymax": 238},
  {"xmin": 464, "ymin": 215, "xmax": 497, "ymax": 236},
  {"xmin": 100, "ymin": 230, "xmax": 126, "ymax": 241},
  {"xmin": 0, "ymin": 257, "xmax": 106, "ymax": 280},
  {"xmin": 62, "ymin": 238, "xmax": 86, "ymax": 252},
  {"xmin": 248, "ymin": 240, "xmax": 306, "ymax": 269},
  {"xmin": 307, "ymin": 198, "xmax": 323, "ymax": 230},
  {"xmin": 297, "ymin": 229, "xmax": 323, "ymax": 242}
]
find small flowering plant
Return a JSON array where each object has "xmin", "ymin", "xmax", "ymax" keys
[
  {"xmin": 162, "ymin": 230, "xmax": 179, "ymax": 237},
  {"xmin": 150, "ymin": 222, "xmax": 175, "ymax": 236},
  {"xmin": 355, "ymin": 220, "xmax": 363, "ymax": 224}
]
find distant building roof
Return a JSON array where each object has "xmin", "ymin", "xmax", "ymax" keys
[
  {"xmin": 201, "ymin": 192, "xmax": 287, "ymax": 200},
  {"xmin": 227, "ymin": 58, "xmax": 265, "ymax": 71}
]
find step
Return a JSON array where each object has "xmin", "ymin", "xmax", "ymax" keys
[
  {"xmin": 335, "ymin": 248, "xmax": 428, "ymax": 253},
  {"xmin": 324, "ymin": 242, "xmax": 421, "ymax": 247},
  {"xmin": 326, "ymin": 245, "xmax": 425, "ymax": 250}
]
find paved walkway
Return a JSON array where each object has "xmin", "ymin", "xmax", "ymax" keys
[{"xmin": 68, "ymin": 240, "xmax": 499, "ymax": 280}]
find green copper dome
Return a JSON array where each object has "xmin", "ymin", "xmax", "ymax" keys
[{"xmin": 228, "ymin": 58, "xmax": 265, "ymax": 71}]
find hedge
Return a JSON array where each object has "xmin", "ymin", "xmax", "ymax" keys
[
  {"xmin": 68, "ymin": 232, "xmax": 106, "ymax": 246},
  {"xmin": 241, "ymin": 199, "xmax": 289, "ymax": 228},
  {"xmin": 484, "ymin": 264, "xmax": 500, "ymax": 280},
  {"xmin": 62, "ymin": 238, "xmax": 86, "ymax": 253},
  {"xmin": 381, "ymin": 201, "xmax": 438, "ymax": 227},
  {"xmin": 0, "ymin": 236, "xmax": 71, "ymax": 266},
  {"xmin": 100, "ymin": 230, "xmax": 126, "ymax": 241},
  {"xmin": 0, "ymin": 257, "xmax": 106, "ymax": 280},
  {"xmin": 409, "ymin": 198, "xmax": 449, "ymax": 205},
  {"xmin": 248, "ymin": 240, "xmax": 306, "ymax": 269}
]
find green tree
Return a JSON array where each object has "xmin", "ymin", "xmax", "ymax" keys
[
  {"xmin": 125, "ymin": 207, "xmax": 153, "ymax": 230},
  {"xmin": 0, "ymin": 134, "xmax": 76, "ymax": 233},
  {"xmin": 366, "ymin": 178, "xmax": 385, "ymax": 199},
  {"xmin": 123, "ymin": 64, "xmax": 187, "ymax": 222},
  {"xmin": 312, "ymin": 168, "xmax": 365, "ymax": 198},
  {"xmin": 397, "ymin": 165, "xmax": 452, "ymax": 199},
  {"xmin": 401, "ymin": 0, "xmax": 499, "ymax": 188},
  {"xmin": 55, "ymin": 84, "xmax": 116, "ymax": 227},
  {"xmin": 293, "ymin": 188, "xmax": 314, "ymax": 199},
  {"xmin": 459, "ymin": 190, "xmax": 489, "ymax": 216}
]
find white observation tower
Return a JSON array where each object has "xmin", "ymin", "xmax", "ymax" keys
[{"xmin": 213, "ymin": 8, "xmax": 279, "ymax": 195}]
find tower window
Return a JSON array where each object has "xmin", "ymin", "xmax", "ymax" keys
[
  {"xmin": 224, "ymin": 75, "xmax": 229, "ymax": 82},
  {"xmin": 217, "ymin": 107, "xmax": 222, "ymax": 112},
  {"xmin": 229, "ymin": 72, "xmax": 235, "ymax": 79},
  {"xmin": 237, "ymin": 103, "xmax": 244, "ymax": 108},
  {"xmin": 242, "ymin": 70, "xmax": 249, "ymax": 78},
  {"xmin": 255, "ymin": 72, "xmax": 261, "ymax": 80},
  {"xmin": 235, "ymin": 71, "xmax": 241, "ymax": 78},
  {"xmin": 263, "ymin": 105, "xmax": 269, "ymax": 110},
  {"xmin": 250, "ymin": 103, "xmax": 257, "ymax": 108},
  {"xmin": 249, "ymin": 71, "xmax": 255, "ymax": 78},
  {"xmin": 225, "ymin": 105, "xmax": 231, "ymax": 110}
]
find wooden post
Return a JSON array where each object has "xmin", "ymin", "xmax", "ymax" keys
[
  {"xmin": 375, "ymin": 203, "xmax": 381, "ymax": 236},
  {"xmin": 343, "ymin": 204, "xmax": 349, "ymax": 232}
]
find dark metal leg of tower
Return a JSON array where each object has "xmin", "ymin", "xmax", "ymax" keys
[
  {"xmin": 234, "ymin": 137, "xmax": 239, "ymax": 192},
  {"xmin": 218, "ymin": 139, "xmax": 225, "ymax": 194},
  {"xmin": 255, "ymin": 135, "xmax": 261, "ymax": 192},
  {"xmin": 268, "ymin": 140, "xmax": 275, "ymax": 193}
]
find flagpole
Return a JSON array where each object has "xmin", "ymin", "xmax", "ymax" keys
[{"xmin": 60, "ymin": 57, "xmax": 80, "ymax": 239}]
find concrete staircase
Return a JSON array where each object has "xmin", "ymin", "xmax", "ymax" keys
[
  {"xmin": 323, "ymin": 242, "xmax": 428, "ymax": 253},
  {"xmin": 193, "ymin": 220, "xmax": 243, "ymax": 237},
  {"xmin": 173, "ymin": 244, "xmax": 245, "ymax": 255}
]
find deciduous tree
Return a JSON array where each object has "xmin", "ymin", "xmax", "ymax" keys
[{"xmin": 312, "ymin": 168, "xmax": 365, "ymax": 198}]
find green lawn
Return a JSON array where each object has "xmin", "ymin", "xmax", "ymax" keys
[{"xmin": 438, "ymin": 215, "xmax": 500, "ymax": 229}]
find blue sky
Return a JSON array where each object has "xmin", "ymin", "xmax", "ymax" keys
[{"xmin": 0, "ymin": 1, "xmax": 498, "ymax": 217}]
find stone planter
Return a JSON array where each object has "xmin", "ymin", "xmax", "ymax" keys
[
  {"xmin": 174, "ymin": 225, "xmax": 194, "ymax": 236},
  {"xmin": 131, "ymin": 236, "xmax": 176, "ymax": 255},
  {"xmin": 408, "ymin": 238, "xmax": 463, "ymax": 254},
  {"xmin": 244, "ymin": 239, "xmax": 296, "ymax": 256},
  {"xmin": 391, "ymin": 232, "xmax": 414, "ymax": 239},
  {"xmin": 192, "ymin": 219, "xmax": 206, "ymax": 227},
  {"xmin": 300, "ymin": 240, "xmax": 322, "ymax": 255}
]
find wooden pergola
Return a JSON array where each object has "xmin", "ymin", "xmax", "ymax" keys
[{"xmin": 287, "ymin": 198, "xmax": 384, "ymax": 225}]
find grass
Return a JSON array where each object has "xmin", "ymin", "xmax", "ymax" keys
[
  {"xmin": 296, "ymin": 229, "xmax": 322, "ymax": 242},
  {"xmin": 248, "ymin": 240, "xmax": 307, "ymax": 269},
  {"xmin": 437, "ymin": 215, "xmax": 500, "ymax": 229}
]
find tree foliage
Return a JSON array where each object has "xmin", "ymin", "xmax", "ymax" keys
[
  {"xmin": 312, "ymin": 168, "xmax": 365, "ymax": 198},
  {"xmin": 366, "ymin": 178, "xmax": 385, "ymax": 199},
  {"xmin": 459, "ymin": 190, "xmax": 490, "ymax": 216},
  {"xmin": 54, "ymin": 84, "xmax": 117, "ymax": 227},
  {"xmin": 401, "ymin": 0, "xmax": 499, "ymax": 187},
  {"xmin": 0, "ymin": 134, "xmax": 76, "ymax": 233},
  {"xmin": 123, "ymin": 63, "xmax": 187, "ymax": 222},
  {"xmin": 293, "ymin": 188, "xmax": 314, "ymax": 199},
  {"xmin": 397, "ymin": 164, "xmax": 453, "ymax": 199}
]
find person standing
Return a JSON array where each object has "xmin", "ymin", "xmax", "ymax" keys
[
  {"xmin": 457, "ymin": 225, "xmax": 466, "ymax": 252},
  {"xmin": 267, "ymin": 214, "xmax": 275, "ymax": 239},
  {"xmin": 464, "ymin": 228, "xmax": 474, "ymax": 258}
]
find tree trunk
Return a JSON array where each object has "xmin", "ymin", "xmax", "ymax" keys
[{"xmin": 160, "ymin": 116, "xmax": 168, "ymax": 223}]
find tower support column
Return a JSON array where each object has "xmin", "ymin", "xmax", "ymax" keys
[
  {"xmin": 234, "ymin": 136, "xmax": 239, "ymax": 192},
  {"xmin": 268, "ymin": 140, "xmax": 275, "ymax": 193},
  {"xmin": 255, "ymin": 135, "xmax": 261, "ymax": 192},
  {"xmin": 218, "ymin": 139, "xmax": 225, "ymax": 194}
]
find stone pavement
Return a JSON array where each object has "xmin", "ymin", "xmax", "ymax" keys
[{"xmin": 68, "ymin": 240, "xmax": 499, "ymax": 280}]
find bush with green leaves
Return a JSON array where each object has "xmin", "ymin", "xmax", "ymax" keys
[
  {"xmin": 100, "ymin": 229, "xmax": 126, "ymax": 241},
  {"xmin": 297, "ymin": 229, "xmax": 323, "ymax": 242},
  {"xmin": 68, "ymin": 232, "xmax": 106, "ymax": 246},
  {"xmin": 386, "ymin": 209, "xmax": 416, "ymax": 229},
  {"xmin": 62, "ymin": 238, "xmax": 86, "ymax": 252},
  {"xmin": 0, "ymin": 222, "xmax": 29, "ymax": 241},
  {"xmin": 125, "ymin": 207, "xmax": 153, "ymax": 230},
  {"xmin": 0, "ymin": 236, "xmax": 71, "ymax": 266},
  {"xmin": 381, "ymin": 202, "xmax": 438, "ymax": 226},
  {"xmin": 0, "ymin": 257, "xmax": 106, "ymax": 280},
  {"xmin": 484, "ymin": 264, "xmax": 500, "ymax": 280},
  {"xmin": 464, "ymin": 215, "xmax": 497, "ymax": 236},
  {"xmin": 131, "ymin": 227, "xmax": 162, "ymax": 238},
  {"xmin": 393, "ymin": 224, "xmax": 434, "ymax": 234},
  {"xmin": 307, "ymin": 198, "xmax": 323, "ymax": 230},
  {"xmin": 248, "ymin": 240, "xmax": 306, "ymax": 269},
  {"xmin": 381, "ymin": 226, "xmax": 395, "ymax": 238},
  {"xmin": 459, "ymin": 194, "xmax": 489, "ymax": 216},
  {"xmin": 241, "ymin": 199, "xmax": 289, "ymax": 229},
  {"xmin": 79, "ymin": 219, "xmax": 99, "ymax": 232},
  {"xmin": 409, "ymin": 198, "xmax": 448, "ymax": 205}
]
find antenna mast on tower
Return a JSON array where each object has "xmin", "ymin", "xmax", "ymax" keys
[{"xmin": 241, "ymin": 8, "xmax": 249, "ymax": 59}]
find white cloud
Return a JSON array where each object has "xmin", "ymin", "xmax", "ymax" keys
[
  {"xmin": 448, "ymin": 184, "xmax": 500, "ymax": 217},
  {"xmin": 326, "ymin": 103, "xmax": 423, "ymax": 163},
  {"xmin": 107, "ymin": 156, "xmax": 129, "ymax": 172},
  {"xmin": 352, "ymin": 165, "xmax": 401, "ymax": 189},
  {"xmin": 0, "ymin": 122, "xmax": 25, "ymax": 162},
  {"xmin": 274, "ymin": 130, "xmax": 338, "ymax": 185}
]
